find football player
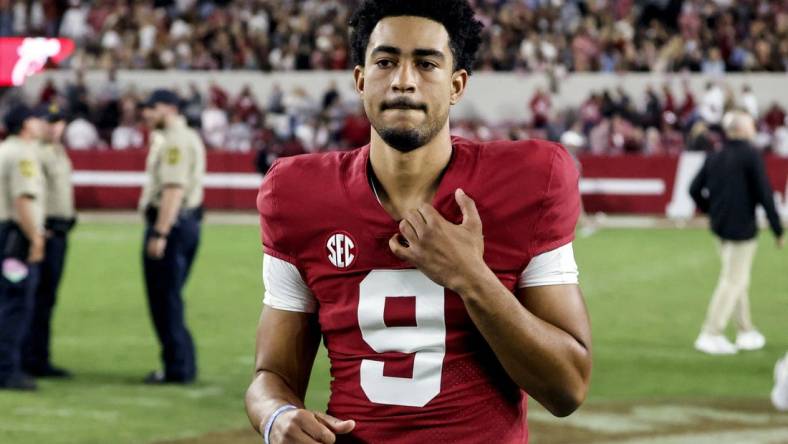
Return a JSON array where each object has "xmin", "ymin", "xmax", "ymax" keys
[{"xmin": 245, "ymin": 1, "xmax": 592, "ymax": 443}]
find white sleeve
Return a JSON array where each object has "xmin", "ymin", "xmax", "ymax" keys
[
  {"xmin": 517, "ymin": 242, "xmax": 579, "ymax": 288},
  {"xmin": 262, "ymin": 255, "xmax": 317, "ymax": 313}
]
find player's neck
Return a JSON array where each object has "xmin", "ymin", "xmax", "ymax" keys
[{"xmin": 368, "ymin": 125, "xmax": 453, "ymax": 220}]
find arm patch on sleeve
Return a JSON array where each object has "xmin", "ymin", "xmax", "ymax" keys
[
  {"xmin": 19, "ymin": 159, "xmax": 36, "ymax": 178},
  {"xmin": 166, "ymin": 147, "xmax": 181, "ymax": 165}
]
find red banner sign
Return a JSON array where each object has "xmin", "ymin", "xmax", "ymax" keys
[{"xmin": 0, "ymin": 37, "xmax": 75, "ymax": 87}]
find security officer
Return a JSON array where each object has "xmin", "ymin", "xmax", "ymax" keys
[
  {"xmin": 22, "ymin": 104, "xmax": 76, "ymax": 378},
  {"xmin": 139, "ymin": 90, "xmax": 205, "ymax": 384},
  {"xmin": 0, "ymin": 104, "xmax": 47, "ymax": 391}
]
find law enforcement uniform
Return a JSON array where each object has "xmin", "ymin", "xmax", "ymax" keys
[
  {"xmin": 0, "ymin": 107, "xmax": 46, "ymax": 390},
  {"xmin": 22, "ymin": 106, "xmax": 76, "ymax": 377},
  {"xmin": 139, "ymin": 90, "xmax": 205, "ymax": 383}
]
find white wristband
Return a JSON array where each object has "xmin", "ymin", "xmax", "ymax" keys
[{"xmin": 264, "ymin": 404, "xmax": 298, "ymax": 444}]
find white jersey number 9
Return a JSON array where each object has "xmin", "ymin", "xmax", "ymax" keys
[{"xmin": 358, "ymin": 269, "xmax": 446, "ymax": 407}]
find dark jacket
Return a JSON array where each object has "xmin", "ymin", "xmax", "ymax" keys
[{"xmin": 690, "ymin": 139, "xmax": 783, "ymax": 241}]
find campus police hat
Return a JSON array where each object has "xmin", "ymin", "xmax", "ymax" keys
[
  {"xmin": 143, "ymin": 89, "xmax": 181, "ymax": 108},
  {"xmin": 34, "ymin": 102, "xmax": 67, "ymax": 123},
  {"xmin": 3, "ymin": 103, "xmax": 48, "ymax": 135}
]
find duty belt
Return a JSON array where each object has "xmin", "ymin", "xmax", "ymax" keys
[{"xmin": 144, "ymin": 206, "xmax": 204, "ymax": 226}]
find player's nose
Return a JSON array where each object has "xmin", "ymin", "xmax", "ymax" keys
[{"xmin": 391, "ymin": 62, "xmax": 417, "ymax": 94}]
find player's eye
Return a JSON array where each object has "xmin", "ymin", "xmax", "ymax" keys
[
  {"xmin": 417, "ymin": 61, "xmax": 437, "ymax": 71},
  {"xmin": 376, "ymin": 59, "xmax": 394, "ymax": 69}
]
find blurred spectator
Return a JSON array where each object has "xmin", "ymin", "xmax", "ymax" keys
[
  {"xmin": 64, "ymin": 116, "xmax": 100, "ymax": 150},
  {"xmin": 687, "ymin": 122, "xmax": 714, "ymax": 152},
  {"xmin": 111, "ymin": 97, "xmax": 144, "ymax": 150},
  {"xmin": 341, "ymin": 103, "xmax": 370, "ymax": 148},
  {"xmin": 2, "ymin": 0, "xmax": 787, "ymax": 73},
  {"xmin": 774, "ymin": 117, "xmax": 788, "ymax": 157},
  {"xmin": 225, "ymin": 112, "xmax": 253, "ymax": 152},
  {"xmin": 59, "ymin": 0, "xmax": 91, "ymax": 44},
  {"xmin": 764, "ymin": 103, "xmax": 787, "ymax": 133},
  {"xmin": 740, "ymin": 84, "xmax": 759, "ymax": 119},
  {"xmin": 201, "ymin": 97, "xmax": 228, "ymax": 149},
  {"xmin": 232, "ymin": 85, "xmax": 262, "ymax": 127},
  {"xmin": 699, "ymin": 82, "xmax": 725, "ymax": 126},
  {"xmin": 560, "ymin": 122, "xmax": 587, "ymax": 155},
  {"xmin": 3, "ymin": 69, "xmax": 787, "ymax": 158},
  {"xmin": 182, "ymin": 83, "xmax": 204, "ymax": 127},
  {"xmin": 529, "ymin": 88, "xmax": 552, "ymax": 129}
]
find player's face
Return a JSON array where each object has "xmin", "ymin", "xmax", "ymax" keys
[{"xmin": 355, "ymin": 16, "xmax": 467, "ymax": 153}]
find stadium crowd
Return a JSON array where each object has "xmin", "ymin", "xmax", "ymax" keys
[
  {"xmin": 2, "ymin": 70, "xmax": 788, "ymax": 161},
  {"xmin": 0, "ymin": 0, "xmax": 786, "ymax": 73}
]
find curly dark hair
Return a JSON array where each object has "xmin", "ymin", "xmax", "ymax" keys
[{"xmin": 349, "ymin": 0, "xmax": 484, "ymax": 74}]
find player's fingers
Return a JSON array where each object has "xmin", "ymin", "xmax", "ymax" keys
[
  {"xmin": 404, "ymin": 209, "xmax": 426, "ymax": 237},
  {"xmin": 297, "ymin": 413, "xmax": 337, "ymax": 444},
  {"xmin": 399, "ymin": 219, "xmax": 418, "ymax": 244},
  {"xmin": 388, "ymin": 233, "xmax": 409, "ymax": 260},
  {"xmin": 287, "ymin": 428, "xmax": 324, "ymax": 444},
  {"xmin": 418, "ymin": 203, "xmax": 441, "ymax": 224},
  {"xmin": 272, "ymin": 412, "xmax": 323, "ymax": 444},
  {"xmin": 455, "ymin": 189, "xmax": 481, "ymax": 230},
  {"xmin": 314, "ymin": 412, "xmax": 356, "ymax": 434}
]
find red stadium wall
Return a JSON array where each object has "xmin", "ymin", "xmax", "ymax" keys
[
  {"xmin": 70, "ymin": 150, "xmax": 259, "ymax": 210},
  {"xmin": 70, "ymin": 150, "xmax": 788, "ymax": 215}
]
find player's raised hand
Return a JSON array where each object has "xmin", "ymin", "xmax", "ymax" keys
[
  {"xmin": 270, "ymin": 409, "xmax": 355, "ymax": 444},
  {"xmin": 389, "ymin": 188, "xmax": 488, "ymax": 293}
]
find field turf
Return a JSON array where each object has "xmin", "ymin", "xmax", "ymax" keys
[{"xmin": 0, "ymin": 222, "xmax": 787, "ymax": 443}]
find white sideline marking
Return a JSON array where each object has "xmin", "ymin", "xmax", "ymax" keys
[
  {"xmin": 580, "ymin": 179, "xmax": 665, "ymax": 196},
  {"xmin": 602, "ymin": 428, "xmax": 788, "ymax": 444},
  {"xmin": 72, "ymin": 171, "xmax": 262, "ymax": 189},
  {"xmin": 181, "ymin": 386, "xmax": 224, "ymax": 399},
  {"xmin": 529, "ymin": 404, "xmax": 787, "ymax": 435},
  {"xmin": 13, "ymin": 406, "xmax": 119, "ymax": 422},
  {"xmin": 0, "ymin": 423, "xmax": 52, "ymax": 433},
  {"xmin": 109, "ymin": 397, "xmax": 172, "ymax": 408},
  {"xmin": 57, "ymin": 336, "xmax": 149, "ymax": 346}
]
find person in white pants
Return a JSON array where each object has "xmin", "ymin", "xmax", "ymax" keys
[
  {"xmin": 773, "ymin": 353, "xmax": 788, "ymax": 411},
  {"xmin": 689, "ymin": 111, "xmax": 784, "ymax": 355}
]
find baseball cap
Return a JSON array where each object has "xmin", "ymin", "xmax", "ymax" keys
[
  {"xmin": 3, "ymin": 104, "xmax": 48, "ymax": 135},
  {"xmin": 34, "ymin": 102, "xmax": 67, "ymax": 123},
  {"xmin": 142, "ymin": 89, "xmax": 181, "ymax": 108}
]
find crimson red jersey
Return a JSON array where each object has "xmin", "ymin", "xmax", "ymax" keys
[{"xmin": 257, "ymin": 136, "xmax": 580, "ymax": 443}]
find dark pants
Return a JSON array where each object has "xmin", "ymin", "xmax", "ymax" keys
[
  {"xmin": 0, "ymin": 262, "xmax": 39, "ymax": 383},
  {"xmin": 22, "ymin": 234, "xmax": 68, "ymax": 372},
  {"xmin": 143, "ymin": 213, "xmax": 200, "ymax": 381}
]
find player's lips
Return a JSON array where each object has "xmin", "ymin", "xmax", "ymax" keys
[{"xmin": 381, "ymin": 99, "xmax": 427, "ymax": 112}]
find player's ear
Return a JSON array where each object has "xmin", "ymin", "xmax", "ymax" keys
[
  {"xmin": 450, "ymin": 69, "xmax": 468, "ymax": 106},
  {"xmin": 354, "ymin": 66, "xmax": 365, "ymax": 95}
]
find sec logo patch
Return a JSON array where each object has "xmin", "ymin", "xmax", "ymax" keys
[{"xmin": 327, "ymin": 232, "xmax": 356, "ymax": 269}]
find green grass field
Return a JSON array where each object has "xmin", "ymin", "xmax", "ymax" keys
[{"xmin": 1, "ymin": 222, "xmax": 787, "ymax": 443}]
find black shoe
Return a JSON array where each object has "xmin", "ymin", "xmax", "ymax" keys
[
  {"xmin": 143, "ymin": 370, "xmax": 194, "ymax": 385},
  {"xmin": 27, "ymin": 365, "xmax": 72, "ymax": 379},
  {"xmin": 0, "ymin": 373, "xmax": 37, "ymax": 391}
]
